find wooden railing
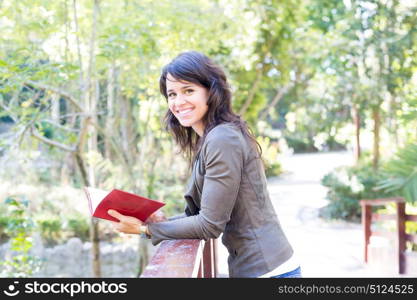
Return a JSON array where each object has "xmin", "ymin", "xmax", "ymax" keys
[
  {"xmin": 140, "ymin": 238, "xmax": 218, "ymax": 278},
  {"xmin": 360, "ymin": 197, "xmax": 417, "ymax": 274}
]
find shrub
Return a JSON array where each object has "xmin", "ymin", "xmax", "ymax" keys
[
  {"xmin": 0, "ymin": 196, "xmax": 42, "ymax": 277},
  {"xmin": 35, "ymin": 216, "xmax": 63, "ymax": 246},
  {"xmin": 376, "ymin": 143, "xmax": 417, "ymax": 204},
  {"xmin": 320, "ymin": 162, "xmax": 394, "ymax": 222},
  {"xmin": 66, "ymin": 214, "xmax": 90, "ymax": 242},
  {"xmin": 0, "ymin": 215, "xmax": 11, "ymax": 243},
  {"xmin": 284, "ymin": 135, "xmax": 318, "ymax": 153},
  {"xmin": 256, "ymin": 136, "xmax": 283, "ymax": 177}
]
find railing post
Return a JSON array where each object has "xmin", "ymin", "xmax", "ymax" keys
[
  {"xmin": 213, "ymin": 238, "xmax": 218, "ymax": 277},
  {"xmin": 140, "ymin": 238, "xmax": 218, "ymax": 278},
  {"xmin": 396, "ymin": 202, "xmax": 406, "ymax": 274},
  {"xmin": 202, "ymin": 239, "xmax": 218, "ymax": 278},
  {"xmin": 361, "ymin": 202, "xmax": 371, "ymax": 263},
  {"xmin": 197, "ymin": 255, "xmax": 204, "ymax": 278},
  {"xmin": 140, "ymin": 240, "xmax": 204, "ymax": 278}
]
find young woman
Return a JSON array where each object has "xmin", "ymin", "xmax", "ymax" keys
[{"xmin": 107, "ymin": 51, "xmax": 301, "ymax": 278}]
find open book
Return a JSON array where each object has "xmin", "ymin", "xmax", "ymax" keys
[{"xmin": 83, "ymin": 187, "xmax": 165, "ymax": 222}]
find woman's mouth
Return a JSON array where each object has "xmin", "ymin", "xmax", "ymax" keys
[{"xmin": 176, "ymin": 107, "xmax": 194, "ymax": 117}]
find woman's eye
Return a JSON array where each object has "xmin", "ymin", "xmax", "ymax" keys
[
  {"xmin": 168, "ymin": 93, "xmax": 175, "ymax": 98},
  {"xmin": 185, "ymin": 89, "xmax": 194, "ymax": 94}
]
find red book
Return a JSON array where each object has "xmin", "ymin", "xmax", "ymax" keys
[{"xmin": 83, "ymin": 187, "xmax": 165, "ymax": 222}]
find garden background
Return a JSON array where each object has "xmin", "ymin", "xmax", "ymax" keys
[{"xmin": 0, "ymin": 0, "xmax": 416, "ymax": 277}]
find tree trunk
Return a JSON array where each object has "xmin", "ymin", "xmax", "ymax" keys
[
  {"xmin": 136, "ymin": 136, "xmax": 160, "ymax": 276},
  {"xmin": 60, "ymin": 152, "xmax": 73, "ymax": 185},
  {"xmin": 137, "ymin": 239, "xmax": 149, "ymax": 276},
  {"xmin": 105, "ymin": 63, "xmax": 116, "ymax": 160},
  {"xmin": 353, "ymin": 104, "xmax": 361, "ymax": 163},
  {"xmin": 119, "ymin": 93, "xmax": 139, "ymax": 167},
  {"xmin": 85, "ymin": 0, "xmax": 101, "ymax": 277},
  {"xmin": 120, "ymin": 95, "xmax": 128, "ymax": 153},
  {"xmin": 74, "ymin": 150, "xmax": 100, "ymax": 277},
  {"xmin": 389, "ymin": 94, "xmax": 399, "ymax": 148},
  {"xmin": 73, "ymin": 0, "xmax": 83, "ymax": 83},
  {"xmin": 51, "ymin": 93, "xmax": 60, "ymax": 123},
  {"xmin": 372, "ymin": 106, "xmax": 381, "ymax": 170},
  {"xmin": 239, "ymin": 66, "xmax": 263, "ymax": 116}
]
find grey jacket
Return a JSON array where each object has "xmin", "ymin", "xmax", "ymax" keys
[{"xmin": 147, "ymin": 123, "xmax": 293, "ymax": 277}]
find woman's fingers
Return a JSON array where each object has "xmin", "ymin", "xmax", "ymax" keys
[
  {"xmin": 108, "ymin": 209, "xmax": 124, "ymax": 221},
  {"xmin": 108, "ymin": 210, "xmax": 143, "ymax": 234}
]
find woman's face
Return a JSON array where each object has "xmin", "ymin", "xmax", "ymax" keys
[{"xmin": 166, "ymin": 73, "xmax": 209, "ymax": 136}]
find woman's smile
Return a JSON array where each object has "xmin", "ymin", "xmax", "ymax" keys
[{"xmin": 176, "ymin": 107, "xmax": 195, "ymax": 118}]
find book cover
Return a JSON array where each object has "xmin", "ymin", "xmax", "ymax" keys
[{"xmin": 83, "ymin": 187, "xmax": 165, "ymax": 222}]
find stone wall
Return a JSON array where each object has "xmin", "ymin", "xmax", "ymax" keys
[{"xmin": 0, "ymin": 233, "xmax": 158, "ymax": 277}]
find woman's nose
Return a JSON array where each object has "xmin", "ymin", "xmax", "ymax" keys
[{"xmin": 174, "ymin": 95, "xmax": 187, "ymax": 105}]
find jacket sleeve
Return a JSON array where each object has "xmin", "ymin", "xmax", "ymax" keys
[
  {"xmin": 167, "ymin": 213, "xmax": 187, "ymax": 221},
  {"xmin": 147, "ymin": 127, "xmax": 244, "ymax": 246},
  {"xmin": 167, "ymin": 204, "xmax": 193, "ymax": 221}
]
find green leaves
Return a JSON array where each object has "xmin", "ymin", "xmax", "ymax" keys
[
  {"xmin": 320, "ymin": 161, "xmax": 395, "ymax": 221},
  {"xmin": 376, "ymin": 143, "xmax": 417, "ymax": 203},
  {"xmin": 0, "ymin": 196, "xmax": 41, "ymax": 277}
]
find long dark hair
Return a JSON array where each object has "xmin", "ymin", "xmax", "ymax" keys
[{"xmin": 159, "ymin": 51, "xmax": 262, "ymax": 168}]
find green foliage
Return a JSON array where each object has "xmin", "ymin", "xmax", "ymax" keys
[
  {"xmin": 320, "ymin": 162, "xmax": 394, "ymax": 222},
  {"xmin": 256, "ymin": 136, "xmax": 282, "ymax": 177},
  {"xmin": 0, "ymin": 0, "xmax": 416, "ymax": 263},
  {"xmin": 35, "ymin": 216, "xmax": 63, "ymax": 246},
  {"xmin": 376, "ymin": 143, "xmax": 417, "ymax": 204},
  {"xmin": 66, "ymin": 214, "xmax": 90, "ymax": 242},
  {"xmin": 0, "ymin": 215, "xmax": 11, "ymax": 243},
  {"xmin": 285, "ymin": 135, "xmax": 318, "ymax": 153},
  {"xmin": 35, "ymin": 212, "xmax": 93, "ymax": 245},
  {"xmin": 0, "ymin": 196, "xmax": 42, "ymax": 277},
  {"xmin": 406, "ymin": 221, "xmax": 417, "ymax": 251}
]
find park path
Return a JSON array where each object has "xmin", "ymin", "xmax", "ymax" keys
[{"xmin": 217, "ymin": 151, "xmax": 387, "ymax": 277}]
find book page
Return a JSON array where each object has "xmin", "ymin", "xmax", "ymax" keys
[{"xmin": 84, "ymin": 187, "xmax": 109, "ymax": 215}]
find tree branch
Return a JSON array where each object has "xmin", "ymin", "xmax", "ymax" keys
[
  {"xmin": 42, "ymin": 119, "xmax": 81, "ymax": 133},
  {"xmin": 25, "ymin": 80, "xmax": 84, "ymax": 112},
  {"xmin": 259, "ymin": 71, "xmax": 315, "ymax": 120},
  {"xmin": 259, "ymin": 83, "xmax": 293, "ymax": 120},
  {"xmin": 30, "ymin": 126, "xmax": 76, "ymax": 152},
  {"xmin": 239, "ymin": 66, "xmax": 263, "ymax": 116},
  {"xmin": 76, "ymin": 116, "xmax": 91, "ymax": 153},
  {"xmin": 73, "ymin": 0, "xmax": 84, "ymax": 82}
]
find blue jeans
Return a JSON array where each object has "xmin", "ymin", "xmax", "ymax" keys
[{"xmin": 270, "ymin": 266, "xmax": 302, "ymax": 278}]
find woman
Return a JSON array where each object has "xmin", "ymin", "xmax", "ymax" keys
[{"xmin": 107, "ymin": 51, "xmax": 301, "ymax": 278}]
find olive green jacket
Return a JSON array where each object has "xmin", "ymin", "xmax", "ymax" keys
[{"xmin": 147, "ymin": 123, "xmax": 293, "ymax": 277}]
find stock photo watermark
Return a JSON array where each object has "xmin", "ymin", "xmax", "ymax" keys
[{"xmin": 2, "ymin": 280, "xmax": 127, "ymax": 297}]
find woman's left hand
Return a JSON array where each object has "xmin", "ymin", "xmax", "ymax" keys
[{"xmin": 108, "ymin": 209, "xmax": 143, "ymax": 234}]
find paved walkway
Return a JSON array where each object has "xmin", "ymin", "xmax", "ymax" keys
[{"xmin": 217, "ymin": 151, "xmax": 397, "ymax": 277}]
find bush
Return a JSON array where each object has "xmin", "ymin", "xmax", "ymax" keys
[
  {"xmin": 66, "ymin": 214, "xmax": 90, "ymax": 242},
  {"xmin": 284, "ymin": 135, "xmax": 318, "ymax": 153},
  {"xmin": 376, "ymin": 143, "xmax": 417, "ymax": 204},
  {"xmin": 35, "ymin": 216, "xmax": 63, "ymax": 246},
  {"xmin": 320, "ymin": 162, "xmax": 394, "ymax": 222},
  {"xmin": 0, "ymin": 215, "xmax": 11, "ymax": 243},
  {"xmin": 256, "ymin": 136, "xmax": 283, "ymax": 177},
  {"xmin": 0, "ymin": 196, "xmax": 42, "ymax": 277},
  {"xmin": 265, "ymin": 162, "xmax": 282, "ymax": 178},
  {"xmin": 322, "ymin": 136, "xmax": 347, "ymax": 151}
]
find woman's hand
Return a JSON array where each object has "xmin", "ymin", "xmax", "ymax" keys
[
  {"xmin": 108, "ymin": 209, "xmax": 143, "ymax": 234},
  {"xmin": 145, "ymin": 211, "xmax": 167, "ymax": 224}
]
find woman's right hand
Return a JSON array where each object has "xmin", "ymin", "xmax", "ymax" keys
[{"xmin": 146, "ymin": 210, "xmax": 167, "ymax": 224}]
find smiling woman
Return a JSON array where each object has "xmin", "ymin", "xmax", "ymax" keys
[
  {"xmin": 108, "ymin": 51, "xmax": 300, "ymax": 278},
  {"xmin": 166, "ymin": 73, "xmax": 209, "ymax": 136}
]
